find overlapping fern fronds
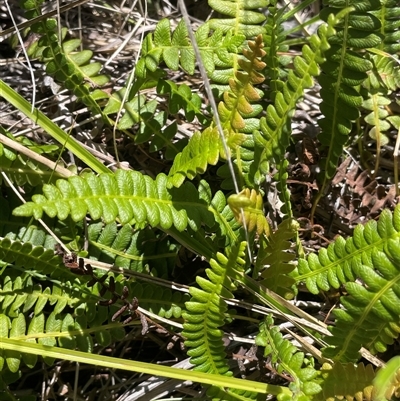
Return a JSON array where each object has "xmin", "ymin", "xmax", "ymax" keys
[
  {"xmin": 0, "ymin": 253, "xmax": 188, "ymax": 372},
  {"xmin": 168, "ymin": 35, "xmax": 266, "ymax": 189},
  {"xmin": 293, "ymin": 205, "xmax": 400, "ymax": 362}
]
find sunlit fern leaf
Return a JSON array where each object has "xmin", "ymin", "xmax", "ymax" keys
[
  {"xmin": 373, "ymin": 356, "xmax": 400, "ymax": 401},
  {"xmin": 361, "ymin": 53, "xmax": 400, "ymax": 171},
  {"xmin": 218, "ymin": 35, "xmax": 266, "ymax": 158},
  {"xmin": 227, "ymin": 188, "xmax": 270, "ymax": 236},
  {"xmin": 208, "ymin": 0, "xmax": 268, "ymax": 38},
  {"xmin": 255, "ymin": 314, "xmax": 321, "ymax": 400},
  {"xmin": 362, "ymin": 94, "xmax": 390, "ymax": 147},
  {"xmin": 254, "ymin": 20, "xmax": 334, "ymax": 178},
  {"xmin": 167, "ymin": 128, "xmax": 221, "ymax": 188},
  {"xmin": 169, "ymin": 35, "xmax": 266, "ymax": 189},
  {"xmin": 136, "ymin": 19, "xmax": 195, "ymax": 77},
  {"xmin": 183, "ymin": 241, "xmax": 247, "ymax": 375},
  {"xmin": 13, "ymin": 170, "xmax": 215, "ymax": 231}
]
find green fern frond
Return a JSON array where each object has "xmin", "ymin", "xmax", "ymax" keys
[
  {"xmin": 183, "ymin": 241, "xmax": 247, "ymax": 376},
  {"xmin": 136, "ymin": 19, "xmax": 195, "ymax": 77},
  {"xmin": 263, "ymin": 0, "xmax": 291, "ymax": 101},
  {"xmin": 20, "ymin": 0, "xmax": 110, "ymax": 122},
  {"xmin": 157, "ymin": 80, "xmax": 209, "ymax": 126},
  {"xmin": 88, "ymin": 222, "xmax": 177, "ymax": 276},
  {"xmin": 253, "ymin": 15, "xmax": 336, "ymax": 184},
  {"xmin": 373, "ymin": 356, "xmax": 400, "ymax": 401},
  {"xmin": 362, "ymin": 93, "xmax": 391, "ymax": 148},
  {"xmin": 228, "ymin": 188, "xmax": 270, "ymax": 236},
  {"xmin": 256, "ymin": 218, "xmax": 298, "ymax": 299},
  {"xmin": 13, "ymin": 170, "xmax": 215, "ymax": 232},
  {"xmin": 316, "ymin": 362, "xmax": 376, "ymax": 401},
  {"xmin": 136, "ymin": 18, "xmax": 248, "ymax": 83},
  {"xmin": 167, "ymin": 128, "xmax": 221, "ymax": 188},
  {"xmin": 0, "ymin": 263, "xmax": 188, "ymax": 372},
  {"xmin": 316, "ymin": 2, "xmax": 381, "ymax": 183},
  {"xmin": 293, "ymin": 205, "xmax": 400, "ymax": 362},
  {"xmin": 208, "ymin": 0, "xmax": 268, "ymax": 38},
  {"xmin": 370, "ymin": 0, "xmax": 400, "ymax": 53},
  {"xmin": 255, "ymin": 314, "xmax": 322, "ymax": 401},
  {"xmin": 361, "ymin": 53, "xmax": 400, "ymax": 172},
  {"xmin": 210, "ymin": 188, "xmax": 244, "ymax": 247},
  {"xmin": 0, "ymin": 237, "xmax": 66, "ymax": 277}
]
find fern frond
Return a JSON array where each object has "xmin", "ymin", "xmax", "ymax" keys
[
  {"xmin": 21, "ymin": 0, "xmax": 110, "ymax": 122},
  {"xmin": 0, "ymin": 237, "xmax": 66, "ymax": 277},
  {"xmin": 373, "ymin": 356, "xmax": 400, "ymax": 401},
  {"xmin": 210, "ymin": 187, "xmax": 244, "ymax": 247},
  {"xmin": 263, "ymin": 1, "xmax": 291, "ymax": 102},
  {"xmin": 317, "ymin": 362, "xmax": 376, "ymax": 401},
  {"xmin": 0, "ymin": 262, "xmax": 188, "ymax": 372},
  {"xmin": 208, "ymin": 0, "xmax": 268, "ymax": 38},
  {"xmin": 218, "ymin": 34, "xmax": 266, "ymax": 158},
  {"xmin": 293, "ymin": 205, "xmax": 400, "ymax": 362},
  {"xmin": 182, "ymin": 241, "xmax": 252, "ymax": 400},
  {"xmin": 255, "ymin": 314, "xmax": 322, "ymax": 401},
  {"xmin": 256, "ymin": 218, "xmax": 298, "ymax": 299},
  {"xmin": 136, "ymin": 19, "xmax": 245, "ymax": 79},
  {"xmin": 228, "ymin": 188, "xmax": 270, "ymax": 236},
  {"xmin": 316, "ymin": 2, "xmax": 381, "ymax": 183},
  {"xmin": 167, "ymin": 128, "xmax": 221, "ymax": 188},
  {"xmin": 13, "ymin": 170, "xmax": 215, "ymax": 232},
  {"xmin": 253, "ymin": 15, "xmax": 335, "ymax": 182},
  {"xmin": 370, "ymin": 0, "xmax": 400, "ymax": 53},
  {"xmin": 361, "ymin": 52, "xmax": 400, "ymax": 172},
  {"xmin": 88, "ymin": 221, "xmax": 177, "ymax": 276},
  {"xmin": 157, "ymin": 80, "xmax": 209, "ymax": 126}
]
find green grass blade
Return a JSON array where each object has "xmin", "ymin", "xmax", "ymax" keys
[{"xmin": 0, "ymin": 80, "xmax": 110, "ymax": 175}]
